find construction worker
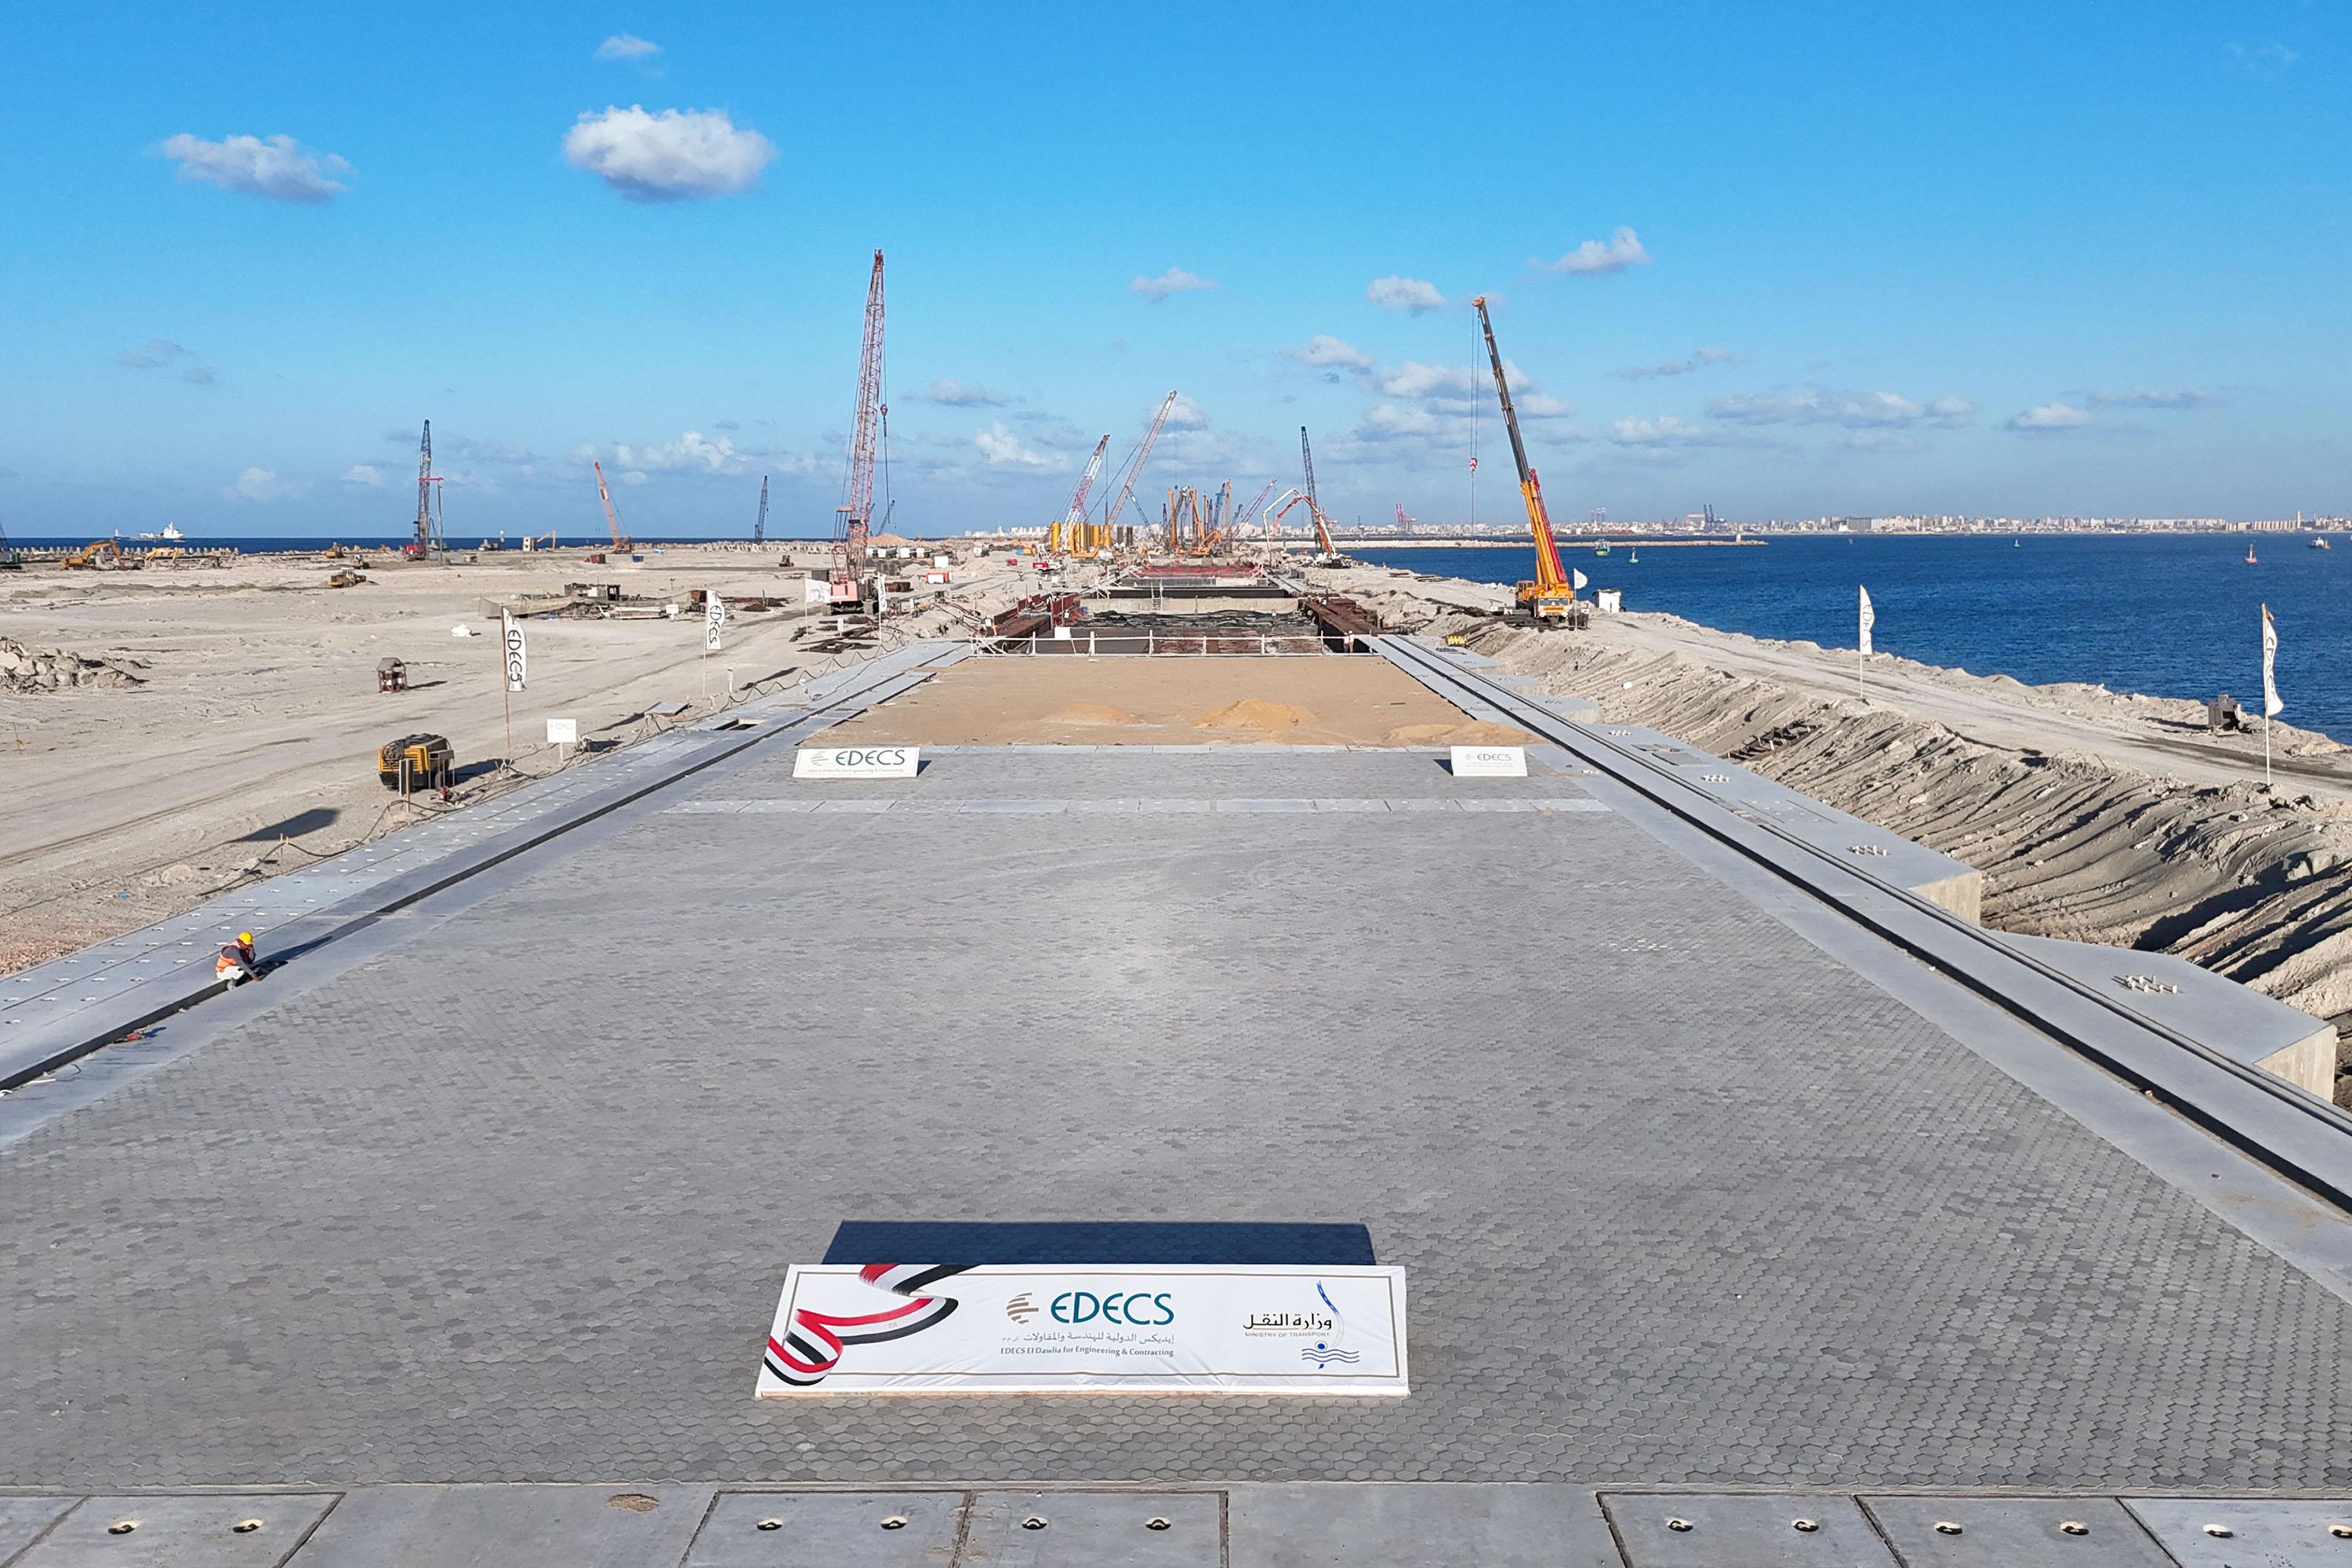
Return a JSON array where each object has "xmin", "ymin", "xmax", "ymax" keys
[{"xmin": 216, "ymin": 932, "xmax": 258, "ymax": 988}]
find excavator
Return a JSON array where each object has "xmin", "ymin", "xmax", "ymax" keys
[
  {"xmin": 63, "ymin": 539, "xmax": 136, "ymax": 570},
  {"xmin": 1471, "ymin": 295, "xmax": 1578, "ymax": 622}
]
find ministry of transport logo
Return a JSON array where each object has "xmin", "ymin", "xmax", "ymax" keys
[{"xmin": 1005, "ymin": 1292, "xmax": 1040, "ymax": 1323}]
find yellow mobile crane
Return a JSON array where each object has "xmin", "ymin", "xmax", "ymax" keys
[{"xmin": 1472, "ymin": 296, "xmax": 1577, "ymax": 622}]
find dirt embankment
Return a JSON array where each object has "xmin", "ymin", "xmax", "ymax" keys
[{"xmin": 1457, "ymin": 618, "xmax": 2352, "ymax": 1105}]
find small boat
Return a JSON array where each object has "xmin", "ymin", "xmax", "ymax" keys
[
  {"xmin": 1594, "ymin": 543, "xmax": 1610, "ymax": 557},
  {"xmin": 134, "ymin": 523, "xmax": 185, "ymax": 542},
  {"xmin": 2311, "ymin": 537, "xmax": 2331, "ymax": 550},
  {"xmin": 2246, "ymin": 546, "xmax": 2259, "ymax": 564}
]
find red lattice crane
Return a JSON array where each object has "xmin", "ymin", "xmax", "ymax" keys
[
  {"xmin": 592, "ymin": 461, "xmax": 630, "ymax": 551},
  {"xmin": 833, "ymin": 249, "xmax": 886, "ymax": 607}
]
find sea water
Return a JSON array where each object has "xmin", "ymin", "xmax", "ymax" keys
[{"xmin": 1352, "ymin": 534, "xmax": 2352, "ymax": 742}]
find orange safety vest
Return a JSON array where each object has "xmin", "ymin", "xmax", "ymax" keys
[{"xmin": 216, "ymin": 942, "xmax": 254, "ymax": 978}]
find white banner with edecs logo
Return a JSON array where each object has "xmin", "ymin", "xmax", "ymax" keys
[{"xmin": 757, "ymin": 1263, "xmax": 1408, "ymax": 1396}]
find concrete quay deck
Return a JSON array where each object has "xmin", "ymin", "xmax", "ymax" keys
[{"xmin": 5, "ymin": 641, "xmax": 2352, "ymax": 1563}]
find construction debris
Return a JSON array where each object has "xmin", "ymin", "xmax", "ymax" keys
[{"xmin": 0, "ymin": 637, "xmax": 145, "ymax": 692}]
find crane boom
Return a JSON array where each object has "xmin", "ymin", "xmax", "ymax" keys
[
  {"xmin": 408, "ymin": 421, "xmax": 442, "ymax": 557},
  {"xmin": 753, "ymin": 475, "xmax": 769, "ymax": 546},
  {"xmin": 592, "ymin": 461, "xmax": 630, "ymax": 550},
  {"xmin": 1235, "ymin": 480, "xmax": 1278, "ymax": 537},
  {"xmin": 1471, "ymin": 295, "xmax": 1575, "ymax": 619},
  {"xmin": 1298, "ymin": 427, "xmax": 1336, "ymax": 556},
  {"xmin": 834, "ymin": 249, "xmax": 885, "ymax": 603},
  {"xmin": 1102, "ymin": 391, "xmax": 1178, "ymax": 553}
]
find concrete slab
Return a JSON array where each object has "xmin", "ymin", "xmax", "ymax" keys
[
  {"xmin": 1603, "ymin": 1494, "xmax": 1893, "ymax": 1566},
  {"xmin": 1228, "ymin": 1483, "xmax": 1621, "ymax": 1568},
  {"xmin": 684, "ymin": 1492, "xmax": 965, "ymax": 1567},
  {"xmin": 284, "ymin": 1485, "xmax": 713, "ymax": 1567},
  {"xmin": 957, "ymin": 1492, "xmax": 1219, "ymax": 1567},
  {"xmin": 2007, "ymin": 935, "xmax": 2339, "ymax": 1098},
  {"xmin": 2123, "ymin": 1497, "xmax": 2352, "ymax": 1565},
  {"xmin": 0, "ymin": 1497, "xmax": 81, "ymax": 1562},
  {"xmin": 1859, "ymin": 1495, "xmax": 2173, "ymax": 1566},
  {"xmin": 10, "ymin": 1494, "xmax": 336, "ymax": 1567}
]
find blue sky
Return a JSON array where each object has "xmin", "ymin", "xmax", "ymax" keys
[{"xmin": 2, "ymin": 1, "xmax": 2343, "ymax": 538}]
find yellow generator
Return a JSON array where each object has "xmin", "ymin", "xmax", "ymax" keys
[{"xmin": 377, "ymin": 733, "xmax": 453, "ymax": 790}]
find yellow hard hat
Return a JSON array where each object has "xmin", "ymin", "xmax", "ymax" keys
[{"xmin": 238, "ymin": 932, "xmax": 253, "ymax": 944}]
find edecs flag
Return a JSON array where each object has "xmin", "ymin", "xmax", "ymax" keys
[
  {"xmin": 1858, "ymin": 586, "xmax": 1875, "ymax": 657},
  {"xmin": 2262, "ymin": 604, "xmax": 2282, "ymax": 717}
]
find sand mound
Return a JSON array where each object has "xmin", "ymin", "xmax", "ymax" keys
[
  {"xmin": 1195, "ymin": 698, "xmax": 1316, "ymax": 731},
  {"xmin": 1044, "ymin": 702, "xmax": 1138, "ymax": 726},
  {"xmin": 1385, "ymin": 720, "xmax": 1530, "ymax": 746}
]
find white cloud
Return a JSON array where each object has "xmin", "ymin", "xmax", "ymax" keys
[
  {"xmin": 2004, "ymin": 401, "xmax": 2092, "ymax": 432},
  {"xmin": 1280, "ymin": 335, "xmax": 1375, "ymax": 370},
  {"xmin": 2227, "ymin": 41, "xmax": 2299, "ymax": 71},
  {"xmin": 1709, "ymin": 388, "xmax": 1976, "ymax": 429},
  {"xmin": 608, "ymin": 430, "xmax": 746, "ymax": 473},
  {"xmin": 1366, "ymin": 276, "xmax": 1446, "ymax": 314},
  {"xmin": 342, "ymin": 464, "xmax": 386, "ymax": 487},
  {"xmin": 223, "ymin": 466, "xmax": 303, "ymax": 501},
  {"xmin": 2089, "ymin": 387, "xmax": 2217, "ymax": 408},
  {"xmin": 1131, "ymin": 267, "xmax": 1215, "ymax": 301},
  {"xmin": 975, "ymin": 420, "xmax": 1062, "ymax": 470},
  {"xmin": 1164, "ymin": 394, "xmax": 1209, "ymax": 430},
  {"xmin": 1518, "ymin": 392, "xmax": 1577, "ymax": 419},
  {"xmin": 1537, "ymin": 227, "xmax": 1650, "ymax": 276},
  {"xmin": 116, "ymin": 339, "xmax": 191, "ymax": 368},
  {"xmin": 1614, "ymin": 347, "xmax": 1739, "ymax": 379},
  {"xmin": 920, "ymin": 378, "xmax": 1012, "ymax": 406},
  {"xmin": 595, "ymin": 33, "xmax": 662, "ymax": 60},
  {"xmin": 161, "ymin": 133, "xmax": 350, "ymax": 204},
  {"xmin": 562, "ymin": 105, "xmax": 776, "ymax": 201},
  {"xmin": 1842, "ymin": 430, "xmax": 1920, "ymax": 453},
  {"xmin": 1610, "ymin": 416, "xmax": 1714, "ymax": 446}
]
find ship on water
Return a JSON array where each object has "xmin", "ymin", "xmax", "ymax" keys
[{"xmin": 132, "ymin": 522, "xmax": 184, "ymax": 542}]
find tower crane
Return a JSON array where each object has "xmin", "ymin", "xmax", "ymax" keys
[
  {"xmin": 1102, "ymin": 391, "xmax": 1178, "ymax": 557},
  {"xmin": 753, "ymin": 475, "xmax": 769, "ymax": 546},
  {"xmin": 1472, "ymin": 295, "xmax": 1577, "ymax": 621},
  {"xmin": 833, "ymin": 249, "xmax": 886, "ymax": 608},
  {"xmin": 1233, "ymin": 481, "xmax": 1278, "ymax": 542},
  {"xmin": 592, "ymin": 461, "xmax": 631, "ymax": 551},
  {"xmin": 1297, "ymin": 427, "xmax": 1337, "ymax": 557},
  {"xmin": 405, "ymin": 421, "xmax": 443, "ymax": 559}
]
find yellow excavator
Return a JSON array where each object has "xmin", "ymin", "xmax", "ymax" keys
[
  {"xmin": 1472, "ymin": 296, "xmax": 1578, "ymax": 622},
  {"xmin": 63, "ymin": 539, "xmax": 136, "ymax": 570}
]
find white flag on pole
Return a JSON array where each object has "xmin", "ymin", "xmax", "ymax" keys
[
  {"xmin": 2262, "ymin": 604, "xmax": 2282, "ymax": 717},
  {"xmin": 705, "ymin": 592, "xmax": 726, "ymax": 652},
  {"xmin": 502, "ymin": 610, "xmax": 527, "ymax": 693},
  {"xmin": 1571, "ymin": 568, "xmax": 1589, "ymax": 591},
  {"xmin": 1857, "ymin": 586, "xmax": 1875, "ymax": 656}
]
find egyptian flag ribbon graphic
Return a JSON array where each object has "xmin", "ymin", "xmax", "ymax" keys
[{"xmin": 764, "ymin": 1263, "xmax": 972, "ymax": 1388}]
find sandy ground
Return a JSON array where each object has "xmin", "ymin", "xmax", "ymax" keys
[
  {"xmin": 821, "ymin": 653, "xmax": 1535, "ymax": 748},
  {"xmin": 0, "ymin": 545, "xmax": 1029, "ymax": 971}
]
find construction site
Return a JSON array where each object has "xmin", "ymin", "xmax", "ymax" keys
[{"xmin": 5, "ymin": 252, "xmax": 2352, "ymax": 1568}]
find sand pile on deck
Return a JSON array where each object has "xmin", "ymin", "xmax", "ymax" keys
[
  {"xmin": 1385, "ymin": 720, "xmax": 1529, "ymax": 746},
  {"xmin": 1463, "ymin": 618, "xmax": 2352, "ymax": 1100},
  {"xmin": 1044, "ymin": 702, "xmax": 1139, "ymax": 726},
  {"xmin": 1195, "ymin": 699, "xmax": 1316, "ymax": 731},
  {"xmin": 0, "ymin": 637, "xmax": 144, "ymax": 692}
]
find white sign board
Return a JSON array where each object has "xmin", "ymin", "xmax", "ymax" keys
[
  {"xmin": 705, "ymin": 593, "xmax": 725, "ymax": 652},
  {"xmin": 757, "ymin": 1263, "xmax": 1407, "ymax": 1396},
  {"xmin": 546, "ymin": 717, "xmax": 578, "ymax": 745},
  {"xmin": 1451, "ymin": 745, "xmax": 1527, "ymax": 778},
  {"xmin": 793, "ymin": 745, "xmax": 920, "ymax": 779}
]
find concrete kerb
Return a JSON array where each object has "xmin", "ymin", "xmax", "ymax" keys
[
  {"xmin": 1373, "ymin": 633, "xmax": 2352, "ymax": 1215},
  {"xmin": 0, "ymin": 644, "xmax": 963, "ymax": 1094}
]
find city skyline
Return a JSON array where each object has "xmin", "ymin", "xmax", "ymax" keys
[{"xmin": 3, "ymin": 1, "xmax": 2344, "ymax": 538}]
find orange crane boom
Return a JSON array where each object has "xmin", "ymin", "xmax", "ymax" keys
[
  {"xmin": 1471, "ymin": 295, "xmax": 1576, "ymax": 620},
  {"xmin": 592, "ymin": 461, "xmax": 631, "ymax": 550}
]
